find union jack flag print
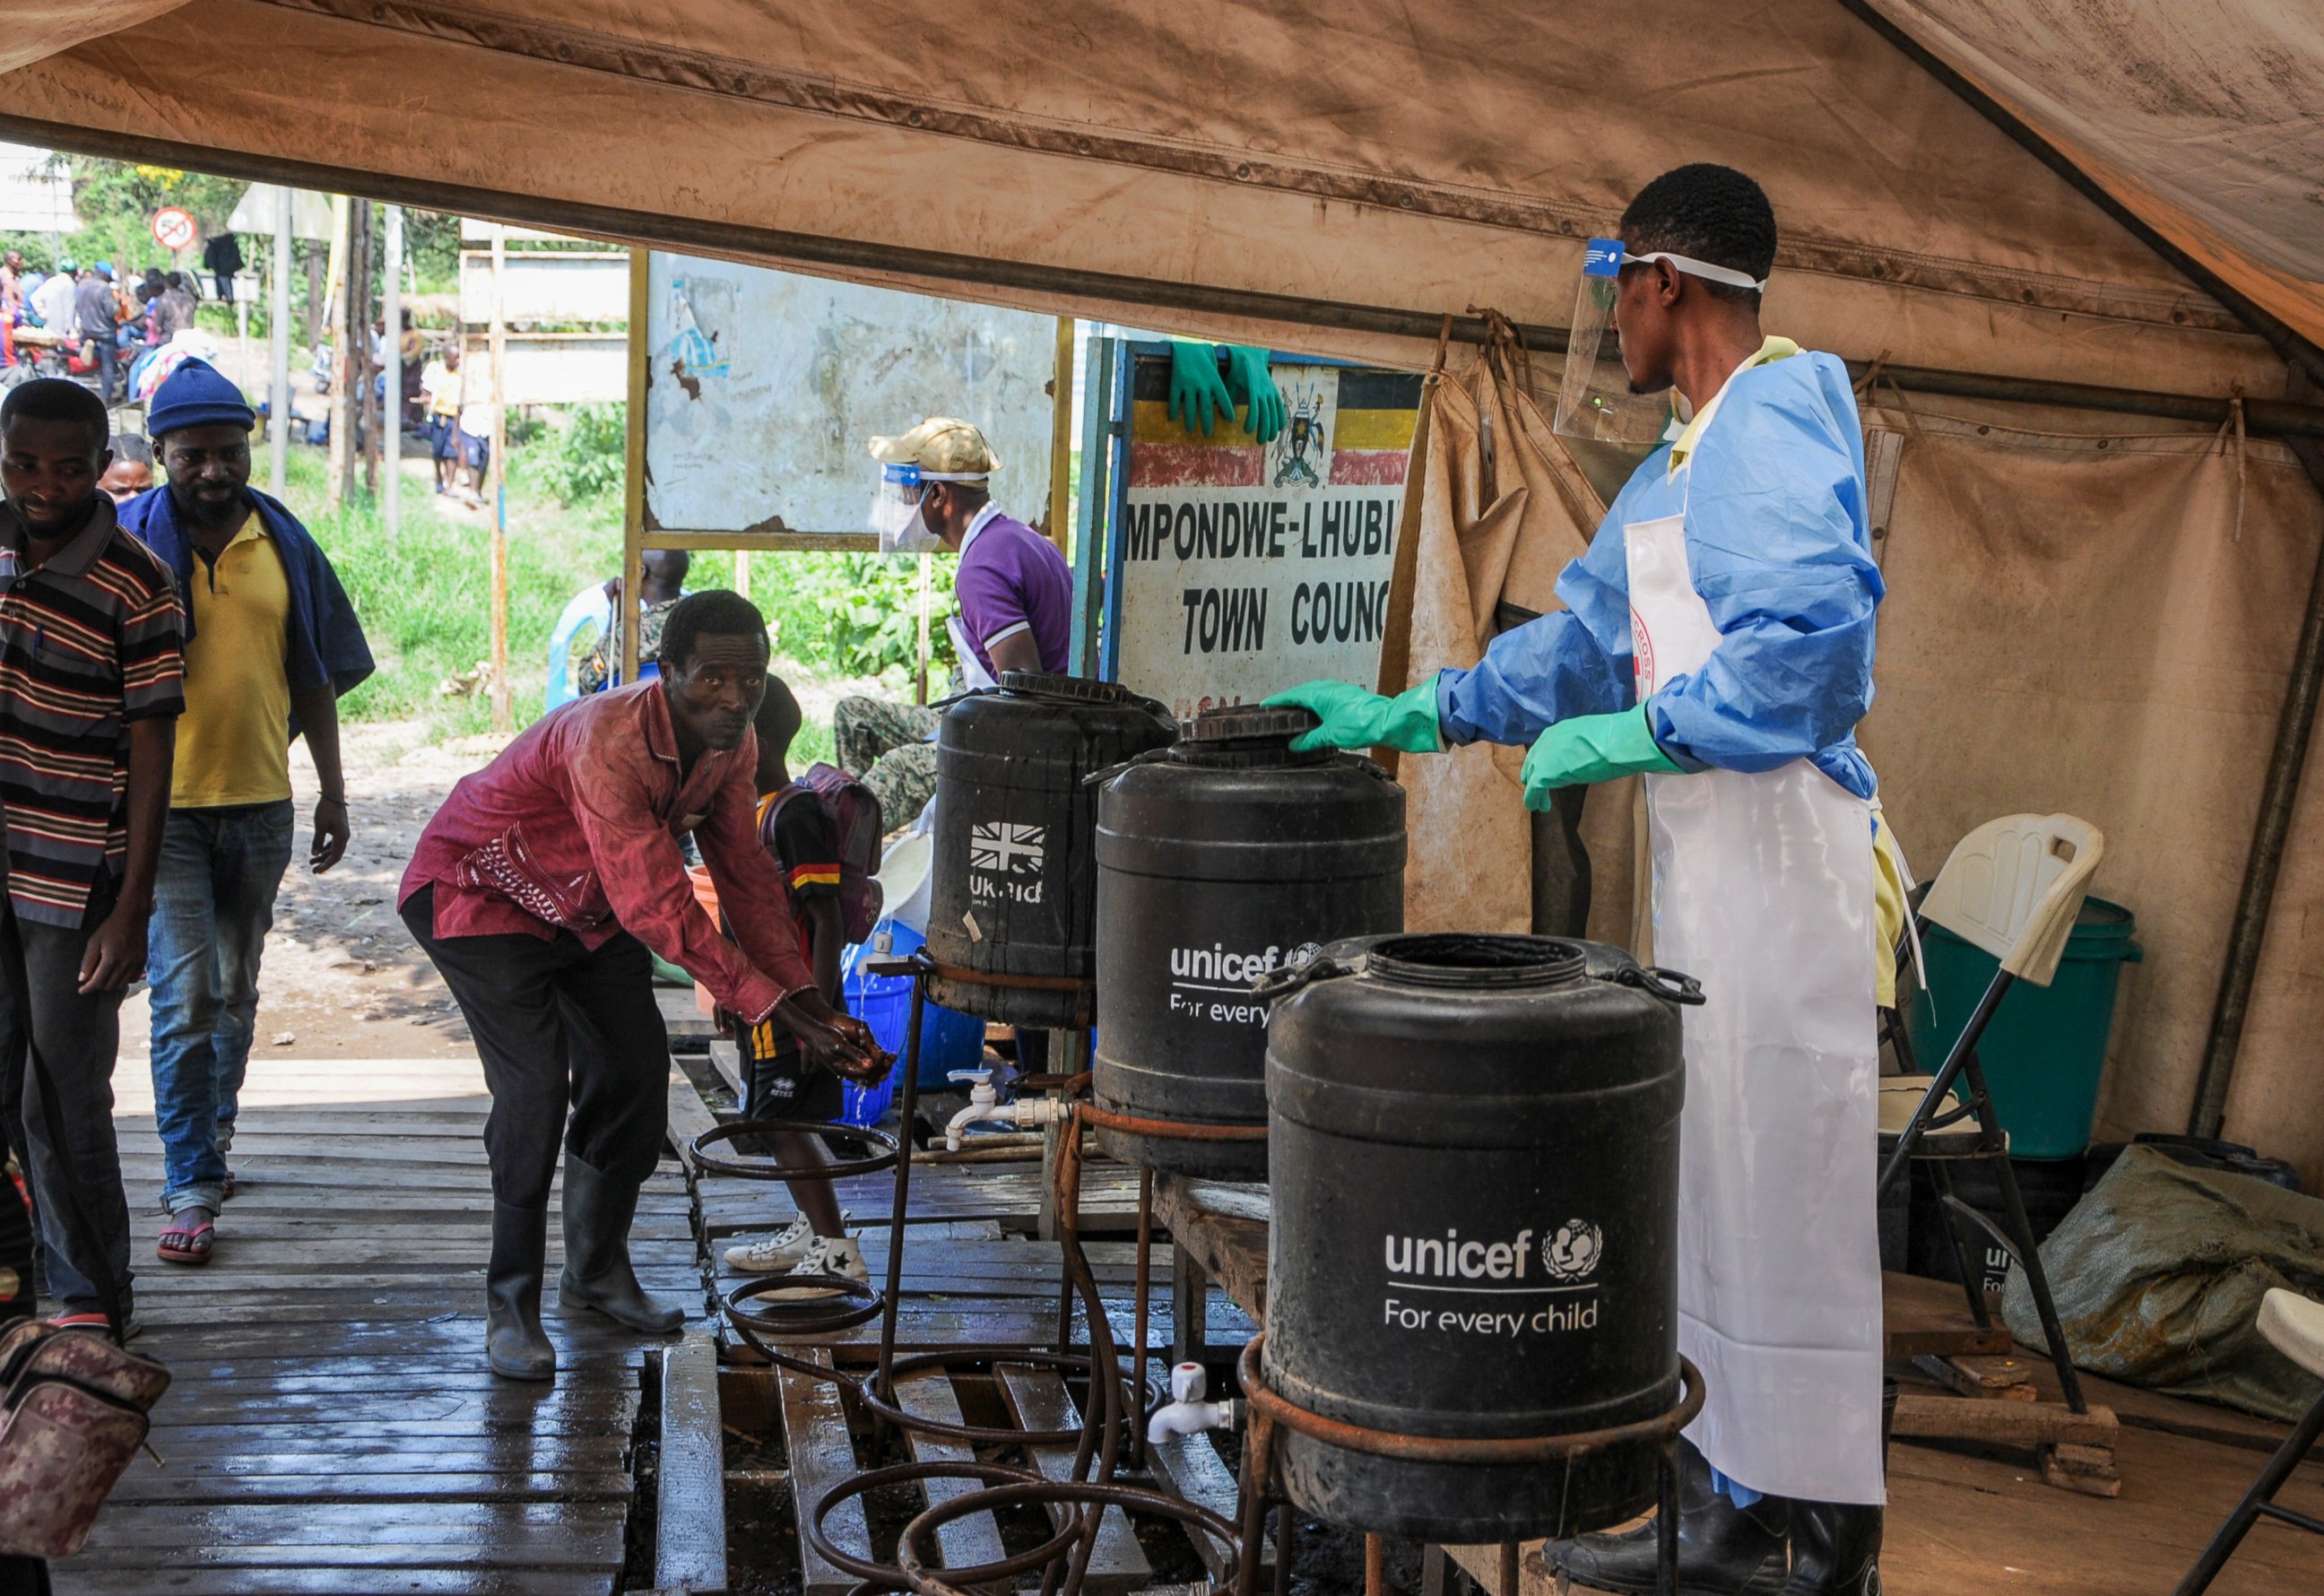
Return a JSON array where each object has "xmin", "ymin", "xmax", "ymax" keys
[{"xmin": 969, "ymin": 821, "xmax": 1046, "ymax": 875}]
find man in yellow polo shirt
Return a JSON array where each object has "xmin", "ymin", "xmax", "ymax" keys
[{"xmin": 118, "ymin": 360, "xmax": 374, "ymax": 1268}]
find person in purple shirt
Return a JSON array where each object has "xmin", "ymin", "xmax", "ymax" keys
[{"xmin": 836, "ymin": 419, "xmax": 1074, "ymax": 820}]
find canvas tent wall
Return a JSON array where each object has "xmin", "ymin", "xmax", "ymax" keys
[{"xmin": 4, "ymin": 1, "xmax": 2322, "ymax": 1184}]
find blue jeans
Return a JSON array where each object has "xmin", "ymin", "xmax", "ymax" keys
[{"xmin": 146, "ymin": 801, "xmax": 295, "ymax": 1214}]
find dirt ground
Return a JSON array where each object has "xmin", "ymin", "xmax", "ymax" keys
[{"xmin": 119, "ymin": 718, "xmax": 509, "ymax": 1063}]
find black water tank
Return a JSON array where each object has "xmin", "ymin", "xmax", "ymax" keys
[
  {"xmin": 1092, "ymin": 705, "xmax": 1406, "ymax": 1179},
  {"xmin": 1262, "ymin": 933, "xmax": 1691, "ymax": 1544},
  {"xmin": 925, "ymin": 672, "xmax": 1176, "ymax": 1028}
]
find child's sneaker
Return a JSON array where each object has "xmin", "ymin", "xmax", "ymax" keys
[
  {"xmin": 723, "ymin": 1210, "xmax": 846, "ymax": 1273},
  {"xmin": 762, "ymin": 1236, "xmax": 870, "ymax": 1300}
]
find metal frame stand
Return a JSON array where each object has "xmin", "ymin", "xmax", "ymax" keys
[
  {"xmin": 1228, "ymin": 1334, "xmax": 1704, "ymax": 1596},
  {"xmin": 708, "ymin": 952, "xmax": 1220, "ymax": 1596}
]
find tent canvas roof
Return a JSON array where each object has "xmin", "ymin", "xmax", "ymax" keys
[{"xmin": 0, "ymin": 1, "xmax": 2313, "ymax": 406}]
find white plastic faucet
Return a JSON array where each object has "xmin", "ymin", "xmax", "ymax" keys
[
  {"xmin": 941, "ymin": 1067, "xmax": 1071, "ymax": 1151},
  {"xmin": 1146, "ymin": 1361, "xmax": 1238, "ymax": 1444}
]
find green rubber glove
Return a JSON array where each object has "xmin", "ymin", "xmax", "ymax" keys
[
  {"xmin": 1520, "ymin": 707, "xmax": 1681, "ymax": 809},
  {"xmin": 1222, "ymin": 344, "xmax": 1285, "ymax": 442},
  {"xmin": 1167, "ymin": 340, "xmax": 1236, "ymax": 436},
  {"xmin": 1263, "ymin": 678, "xmax": 1442, "ymax": 754}
]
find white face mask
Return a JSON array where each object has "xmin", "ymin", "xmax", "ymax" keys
[{"xmin": 888, "ymin": 496, "xmax": 941, "ymax": 554}]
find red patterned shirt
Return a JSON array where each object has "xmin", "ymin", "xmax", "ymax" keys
[{"xmin": 399, "ymin": 680, "xmax": 813, "ymax": 1022}]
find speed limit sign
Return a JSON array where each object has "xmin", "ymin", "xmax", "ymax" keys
[{"xmin": 151, "ymin": 206, "xmax": 197, "ymax": 252}]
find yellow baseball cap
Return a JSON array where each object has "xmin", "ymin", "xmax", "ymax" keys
[{"xmin": 866, "ymin": 417, "xmax": 1001, "ymax": 476}]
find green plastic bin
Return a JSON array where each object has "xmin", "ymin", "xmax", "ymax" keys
[{"xmin": 1904, "ymin": 896, "xmax": 2142, "ymax": 1160}]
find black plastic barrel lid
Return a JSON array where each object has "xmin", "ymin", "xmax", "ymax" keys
[
  {"xmin": 998, "ymin": 671, "xmax": 1142, "ymax": 705},
  {"xmin": 1168, "ymin": 702, "xmax": 1328, "ymax": 767},
  {"xmin": 1366, "ymin": 932, "xmax": 1587, "ymax": 989},
  {"xmin": 1184, "ymin": 703, "xmax": 1317, "ymax": 742}
]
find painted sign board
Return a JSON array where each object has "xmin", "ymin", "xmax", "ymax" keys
[
  {"xmin": 1107, "ymin": 349, "xmax": 1418, "ymax": 720},
  {"xmin": 459, "ymin": 251, "xmax": 629, "ymax": 325},
  {"xmin": 641, "ymin": 253, "xmax": 1056, "ymax": 539}
]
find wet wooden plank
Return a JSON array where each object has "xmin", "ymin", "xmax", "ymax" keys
[
  {"xmin": 776, "ymin": 1348, "xmax": 869, "ymax": 1596},
  {"xmin": 895, "ymin": 1371, "xmax": 1011, "ymax": 1593},
  {"xmin": 55, "ymin": 1571, "xmax": 614, "ymax": 1595},
  {"xmin": 993, "ymin": 1364, "xmax": 1151, "ymax": 1595},
  {"xmin": 75, "ymin": 1048, "xmax": 663, "ymax": 1596},
  {"xmin": 667, "ymin": 1054, "xmax": 723, "ymax": 1173},
  {"xmin": 106, "ymin": 1471, "xmax": 630, "ymax": 1506},
  {"xmin": 1147, "ymin": 1431, "xmax": 1269, "ymax": 1585},
  {"xmin": 1153, "ymin": 1174, "xmax": 1270, "ymax": 1322},
  {"xmin": 655, "ymin": 1331, "xmax": 727, "ymax": 1593}
]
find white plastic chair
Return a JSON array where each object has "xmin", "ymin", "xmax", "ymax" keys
[
  {"xmin": 1880, "ymin": 813, "xmax": 2104, "ymax": 1413},
  {"xmin": 2172, "ymin": 1288, "xmax": 2324, "ymax": 1592}
]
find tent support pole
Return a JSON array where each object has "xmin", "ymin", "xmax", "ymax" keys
[{"xmin": 2190, "ymin": 434, "xmax": 2324, "ymax": 1138}]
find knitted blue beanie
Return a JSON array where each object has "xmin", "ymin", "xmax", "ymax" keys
[{"xmin": 147, "ymin": 358, "xmax": 256, "ymax": 439}]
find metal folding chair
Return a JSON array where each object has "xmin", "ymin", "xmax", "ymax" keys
[
  {"xmin": 1878, "ymin": 813, "xmax": 2103, "ymax": 1413},
  {"xmin": 2172, "ymin": 1288, "xmax": 2324, "ymax": 1593}
]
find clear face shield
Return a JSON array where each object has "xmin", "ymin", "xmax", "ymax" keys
[
  {"xmin": 867, "ymin": 463, "xmax": 989, "ymax": 556},
  {"xmin": 1553, "ymin": 238, "xmax": 1768, "ymax": 451}
]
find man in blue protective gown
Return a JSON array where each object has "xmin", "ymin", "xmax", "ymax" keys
[{"xmin": 1271, "ymin": 165, "xmax": 1901, "ymax": 1596}]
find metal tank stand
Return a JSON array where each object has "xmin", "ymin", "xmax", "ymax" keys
[
  {"xmin": 1228, "ymin": 1334, "xmax": 1706, "ymax": 1596},
  {"xmin": 1073, "ymin": 1102, "xmax": 1270, "ymax": 1470},
  {"xmin": 724, "ymin": 950, "xmax": 1227, "ymax": 1596}
]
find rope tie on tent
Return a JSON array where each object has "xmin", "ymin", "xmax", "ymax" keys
[
  {"xmin": 2216, "ymin": 385, "xmax": 2249, "ymax": 542},
  {"xmin": 1853, "ymin": 350, "xmax": 1922, "ymax": 436},
  {"xmin": 1467, "ymin": 305, "xmax": 1532, "ymax": 393}
]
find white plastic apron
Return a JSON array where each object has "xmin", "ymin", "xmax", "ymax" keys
[
  {"xmin": 946, "ymin": 613, "xmax": 1000, "ymax": 691},
  {"xmin": 1625, "ymin": 403, "xmax": 1885, "ymax": 1505}
]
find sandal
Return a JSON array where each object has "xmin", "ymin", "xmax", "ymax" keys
[{"xmin": 157, "ymin": 1216, "xmax": 214, "ymax": 1266}]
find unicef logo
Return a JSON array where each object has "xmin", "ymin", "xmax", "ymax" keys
[{"xmin": 1542, "ymin": 1220, "xmax": 1604, "ymax": 1282}]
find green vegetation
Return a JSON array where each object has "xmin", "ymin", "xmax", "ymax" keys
[
  {"xmin": 294, "ymin": 421, "xmax": 958, "ymax": 744},
  {"xmin": 283, "ymin": 447, "xmax": 621, "ymax": 738}
]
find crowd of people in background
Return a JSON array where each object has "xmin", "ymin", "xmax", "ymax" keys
[{"xmin": 0, "ymin": 250, "xmax": 242, "ymax": 407}]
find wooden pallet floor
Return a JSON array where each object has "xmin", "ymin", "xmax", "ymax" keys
[{"xmin": 55, "ymin": 1055, "xmax": 706, "ymax": 1596}]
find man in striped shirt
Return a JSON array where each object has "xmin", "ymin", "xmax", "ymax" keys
[{"xmin": 0, "ymin": 378, "xmax": 185, "ymax": 1335}]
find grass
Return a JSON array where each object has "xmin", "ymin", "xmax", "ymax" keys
[
  {"xmin": 279, "ymin": 443, "xmax": 884, "ymax": 756},
  {"xmin": 280, "ymin": 444, "xmax": 621, "ymax": 739}
]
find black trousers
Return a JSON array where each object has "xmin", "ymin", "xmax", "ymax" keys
[
  {"xmin": 0, "ymin": 897, "xmax": 131, "ymax": 1315},
  {"xmin": 401, "ymin": 887, "xmax": 671, "ymax": 1208}
]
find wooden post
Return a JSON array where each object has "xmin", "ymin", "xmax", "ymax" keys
[
  {"xmin": 1045, "ymin": 315, "xmax": 1074, "ymax": 552},
  {"xmin": 268, "ymin": 186, "xmax": 291, "ymax": 499},
  {"xmin": 382, "ymin": 204, "xmax": 402, "ymax": 540},
  {"xmin": 325, "ymin": 195, "xmax": 350, "ymax": 507},
  {"xmin": 356, "ymin": 203, "xmax": 378, "ymax": 499},
  {"xmin": 302, "ymin": 239, "xmax": 324, "ymax": 362},
  {"xmin": 488, "ymin": 223, "xmax": 511, "ymax": 733},
  {"xmin": 915, "ymin": 551, "xmax": 932, "ymax": 705},
  {"xmin": 621, "ymin": 248, "xmax": 648, "ymax": 692}
]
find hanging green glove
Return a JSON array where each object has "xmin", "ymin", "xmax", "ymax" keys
[
  {"xmin": 1262, "ymin": 678, "xmax": 1442, "ymax": 754},
  {"xmin": 1221, "ymin": 344, "xmax": 1286, "ymax": 442},
  {"xmin": 1520, "ymin": 707, "xmax": 1681, "ymax": 809},
  {"xmin": 1167, "ymin": 340, "xmax": 1237, "ymax": 436}
]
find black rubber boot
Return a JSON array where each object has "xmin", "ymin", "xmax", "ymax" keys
[
  {"xmin": 1541, "ymin": 1441, "xmax": 1790, "ymax": 1596},
  {"xmin": 486, "ymin": 1202, "xmax": 555, "ymax": 1381},
  {"xmin": 1778, "ymin": 1501, "xmax": 1882, "ymax": 1594},
  {"xmin": 557, "ymin": 1153, "xmax": 684, "ymax": 1332}
]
